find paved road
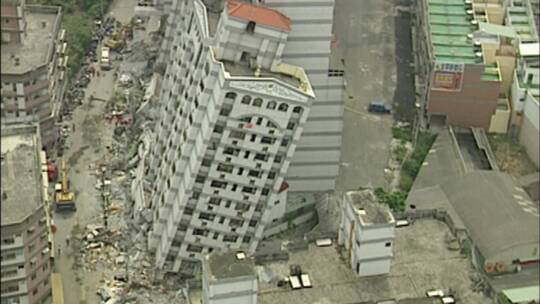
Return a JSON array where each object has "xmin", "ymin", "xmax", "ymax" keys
[
  {"xmin": 52, "ymin": 1, "xmax": 136, "ymax": 302},
  {"xmin": 334, "ymin": 0, "xmax": 397, "ymax": 190}
]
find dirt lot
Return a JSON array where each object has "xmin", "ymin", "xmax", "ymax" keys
[{"xmin": 488, "ymin": 134, "xmax": 538, "ymax": 178}]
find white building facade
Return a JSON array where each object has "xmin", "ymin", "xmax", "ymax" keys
[
  {"xmin": 142, "ymin": 0, "xmax": 344, "ymax": 193},
  {"xmin": 263, "ymin": 0, "xmax": 345, "ymax": 192},
  {"xmin": 202, "ymin": 252, "xmax": 258, "ymax": 304},
  {"xmin": 338, "ymin": 190, "xmax": 395, "ymax": 277},
  {"xmin": 145, "ymin": 0, "xmax": 314, "ymax": 274}
]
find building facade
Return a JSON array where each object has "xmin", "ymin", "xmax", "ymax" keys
[
  {"xmin": 145, "ymin": 0, "xmax": 314, "ymax": 275},
  {"xmin": 1, "ymin": 124, "xmax": 53, "ymax": 304},
  {"xmin": 414, "ymin": 0, "xmax": 503, "ymax": 130},
  {"xmin": 1, "ymin": 1, "xmax": 67, "ymax": 149},
  {"xmin": 338, "ymin": 190, "xmax": 395, "ymax": 277},
  {"xmin": 141, "ymin": 0, "xmax": 344, "ymax": 192},
  {"xmin": 202, "ymin": 252, "xmax": 258, "ymax": 304}
]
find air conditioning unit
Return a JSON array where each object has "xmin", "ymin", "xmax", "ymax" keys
[{"xmin": 471, "ymin": 20, "xmax": 478, "ymax": 25}]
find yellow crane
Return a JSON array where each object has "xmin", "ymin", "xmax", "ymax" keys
[{"xmin": 54, "ymin": 159, "xmax": 76, "ymax": 212}]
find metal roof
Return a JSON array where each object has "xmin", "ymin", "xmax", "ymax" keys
[
  {"xmin": 440, "ymin": 170, "xmax": 540, "ymax": 260},
  {"xmin": 227, "ymin": 0, "xmax": 291, "ymax": 31},
  {"xmin": 502, "ymin": 285, "xmax": 540, "ymax": 302},
  {"xmin": 478, "ymin": 22, "xmax": 518, "ymax": 39}
]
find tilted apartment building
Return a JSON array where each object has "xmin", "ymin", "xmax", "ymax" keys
[
  {"xmin": 145, "ymin": 0, "xmax": 314, "ymax": 275},
  {"xmin": 140, "ymin": 0, "xmax": 344, "ymax": 192},
  {"xmin": 0, "ymin": 0, "xmax": 67, "ymax": 149},
  {"xmin": 1, "ymin": 124, "xmax": 54, "ymax": 304}
]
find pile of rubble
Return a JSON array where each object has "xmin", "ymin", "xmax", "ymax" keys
[{"xmin": 73, "ymin": 222, "xmax": 186, "ymax": 304}]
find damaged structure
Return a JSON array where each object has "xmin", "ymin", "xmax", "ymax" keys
[
  {"xmin": 1, "ymin": 124, "xmax": 53, "ymax": 304},
  {"xmin": 139, "ymin": 0, "xmax": 344, "ymax": 192},
  {"xmin": 134, "ymin": 0, "xmax": 314, "ymax": 276},
  {"xmin": 0, "ymin": 0, "xmax": 68, "ymax": 149}
]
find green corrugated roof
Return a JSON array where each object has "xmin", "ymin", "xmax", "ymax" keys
[
  {"xmin": 502, "ymin": 286, "xmax": 540, "ymax": 302},
  {"xmin": 478, "ymin": 22, "xmax": 518, "ymax": 38},
  {"xmin": 426, "ymin": 0, "xmax": 483, "ymax": 64}
]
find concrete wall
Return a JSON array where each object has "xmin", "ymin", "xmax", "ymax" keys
[
  {"xmin": 489, "ymin": 99, "xmax": 511, "ymax": 133},
  {"xmin": 427, "ymin": 64, "xmax": 501, "ymax": 129},
  {"xmin": 265, "ymin": 0, "xmax": 344, "ymax": 192},
  {"xmin": 519, "ymin": 94, "xmax": 540, "ymax": 168}
]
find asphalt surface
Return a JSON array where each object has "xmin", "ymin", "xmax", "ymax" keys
[{"xmin": 334, "ymin": 0, "xmax": 416, "ymax": 190}]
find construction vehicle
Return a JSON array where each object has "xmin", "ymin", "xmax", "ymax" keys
[
  {"xmin": 54, "ymin": 159, "xmax": 76, "ymax": 212},
  {"xmin": 104, "ymin": 38, "xmax": 124, "ymax": 51}
]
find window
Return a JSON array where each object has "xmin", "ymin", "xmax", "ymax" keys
[
  {"xmin": 225, "ymin": 201, "xmax": 232, "ymax": 208},
  {"xmin": 242, "ymin": 187, "xmax": 255, "ymax": 194},
  {"xmin": 187, "ymin": 245, "xmax": 203, "ymax": 253},
  {"xmin": 261, "ymin": 136, "xmax": 274, "ymax": 144},
  {"xmin": 274, "ymin": 200, "xmax": 281, "ymax": 205},
  {"xmin": 223, "ymin": 235, "xmax": 238, "ymax": 242},
  {"xmin": 287, "ymin": 122, "xmax": 295, "ymax": 130},
  {"xmin": 229, "ymin": 130, "xmax": 246, "ymax": 140},
  {"xmin": 256, "ymin": 117, "xmax": 263, "ymax": 125},
  {"xmin": 278, "ymin": 103, "xmax": 289, "ymax": 112},
  {"xmin": 225, "ymin": 92, "xmax": 237, "ymax": 100},
  {"xmin": 184, "ymin": 207, "xmax": 194, "ymax": 215},
  {"xmin": 217, "ymin": 164, "xmax": 233, "ymax": 173},
  {"xmin": 202, "ymin": 158, "xmax": 212, "ymax": 167},
  {"xmin": 248, "ymin": 170, "xmax": 260, "ymax": 177},
  {"xmin": 192, "ymin": 192, "xmax": 200, "ymax": 199},
  {"xmin": 237, "ymin": 167, "xmax": 244, "ymax": 175},
  {"xmin": 266, "ymin": 101, "xmax": 277, "ymax": 109},
  {"xmin": 281, "ymin": 138, "xmax": 289, "ymax": 147},
  {"xmin": 274, "ymin": 155, "xmax": 282, "ymax": 163},
  {"xmin": 268, "ymin": 171, "xmax": 276, "ymax": 179},
  {"xmin": 249, "ymin": 220, "xmax": 258, "ymax": 227},
  {"xmin": 243, "ymin": 235, "xmax": 252, "ymax": 243},
  {"xmin": 246, "ymin": 21, "xmax": 256, "ymax": 34},
  {"xmin": 213, "ymin": 125, "xmax": 224, "ymax": 134},
  {"xmin": 262, "ymin": 188, "xmax": 269, "ymax": 195},
  {"xmin": 255, "ymin": 153, "xmax": 267, "ymax": 161},
  {"xmin": 199, "ymin": 212, "xmax": 215, "ymax": 221},
  {"xmin": 241, "ymin": 95, "xmax": 252, "ymax": 105},
  {"xmin": 209, "ymin": 197, "xmax": 222, "ymax": 206},
  {"xmin": 210, "ymin": 180, "xmax": 227, "ymax": 188},
  {"xmin": 385, "ymin": 242, "xmax": 392, "ymax": 247},
  {"xmin": 293, "ymin": 106, "xmax": 303, "ymax": 113},
  {"xmin": 253, "ymin": 98, "xmax": 262, "ymax": 107},
  {"xmin": 192, "ymin": 228, "xmax": 208, "ymax": 236},
  {"xmin": 250, "ymin": 134, "xmax": 257, "ymax": 142}
]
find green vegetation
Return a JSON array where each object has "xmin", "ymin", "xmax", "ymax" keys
[
  {"xmin": 391, "ymin": 126, "xmax": 413, "ymax": 143},
  {"xmin": 374, "ymin": 188, "xmax": 406, "ymax": 213},
  {"xmin": 399, "ymin": 132, "xmax": 437, "ymax": 192},
  {"xmin": 32, "ymin": 0, "xmax": 113, "ymax": 78},
  {"xmin": 393, "ymin": 144, "xmax": 407, "ymax": 163}
]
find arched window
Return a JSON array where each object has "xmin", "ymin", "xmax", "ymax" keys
[
  {"xmin": 241, "ymin": 95, "xmax": 252, "ymax": 105},
  {"xmin": 293, "ymin": 106, "xmax": 303, "ymax": 114},
  {"xmin": 266, "ymin": 100, "xmax": 277, "ymax": 110},
  {"xmin": 246, "ymin": 21, "xmax": 256, "ymax": 34},
  {"xmin": 278, "ymin": 103, "xmax": 289, "ymax": 112},
  {"xmin": 253, "ymin": 98, "xmax": 263, "ymax": 107},
  {"xmin": 225, "ymin": 92, "xmax": 237, "ymax": 100}
]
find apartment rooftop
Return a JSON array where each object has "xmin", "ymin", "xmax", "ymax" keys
[
  {"xmin": 205, "ymin": 252, "xmax": 256, "ymax": 280},
  {"xmin": 257, "ymin": 220, "xmax": 492, "ymax": 304},
  {"xmin": 0, "ymin": 125, "xmax": 42, "ymax": 225},
  {"xmin": 221, "ymin": 60, "xmax": 301, "ymax": 88},
  {"xmin": 345, "ymin": 190, "xmax": 394, "ymax": 225},
  {"xmin": 0, "ymin": 5, "xmax": 61, "ymax": 75},
  {"xmin": 426, "ymin": 0, "xmax": 482, "ymax": 64},
  {"xmin": 506, "ymin": 0, "xmax": 539, "ymax": 43}
]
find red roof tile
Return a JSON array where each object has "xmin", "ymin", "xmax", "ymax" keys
[{"xmin": 227, "ymin": 0, "xmax": 291, "ymax": 32}]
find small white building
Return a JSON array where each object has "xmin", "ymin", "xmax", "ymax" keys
[
  {"xmin": 202, "ymin": 252, "xmax": 257, "ymax": 304},
  {"xmin": 338, "ymin": 190, "xmax": 395, "ymax": 277}
]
